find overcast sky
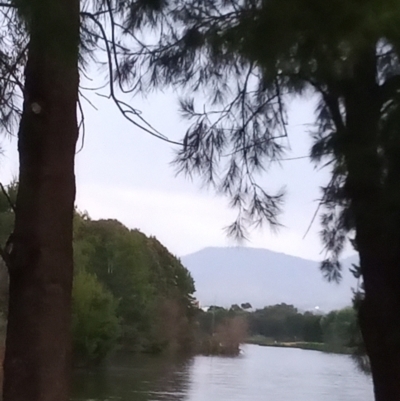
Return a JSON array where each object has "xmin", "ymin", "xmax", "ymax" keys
[{"xmin": 0, "ymin": 77, "xmax": 354, "ymax": 262}]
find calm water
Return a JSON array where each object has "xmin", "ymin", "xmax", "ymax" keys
[{"xmin": 71, "ymin": 344, "xmax": 374, "ymax": 401}]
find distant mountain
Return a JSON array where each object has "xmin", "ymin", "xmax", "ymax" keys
[{"xmin": 181, "ymin": 247, "xmax": 359, "ymax": 313}]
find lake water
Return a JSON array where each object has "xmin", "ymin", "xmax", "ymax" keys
[{"xmin": 71, "ymin": 344, "xmax": 374, "ymax": 401}]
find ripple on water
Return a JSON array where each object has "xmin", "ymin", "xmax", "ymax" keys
[{"xmin": 71, "ymin": 344, "xmax": 374, "ymax": 401}]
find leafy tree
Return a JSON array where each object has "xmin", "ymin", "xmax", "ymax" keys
[
  {"xmin": 0, "ymin": 200, "xmax": 197, "ymax": 363},
  {"xmin": 201, "ymin": 303, "xmax": 357, "ymax": 346},
  {"xmin": 197, "ymin": 306, "xmax": 232, "ymax": 335},
  {"xmin": 302, "ymin": 312, "xmax": 324, "ymax": 343},
  {"xmin": 71, "ymin": 271, "xmax": 119, "ymax": 366},
  {"xmin": 75, "ymin": 219, "xmax": 154, "ymax": 344},
  {"xmin": 72, "ymin": 213, "xmax": 197, "ymax": 354},
  {"xmin": 0, "ymin": 0, "xmax": 81, "ymax": 397},
  {"xmin": 144, "ymin": 237, "xmax": 197, "ymax": 353},
  {"xmin": 118, "ymin": 1, "xmax": 400, "ymax": 398},
  {"xmin": 0, "ymin": 0, "xmax": 183, "ymax": 399},
  {"xmin": 321, "ymin": 308, "xmax": 357, "ymax": 351},
  {"xmin": 0, "ymin": 180, "xmax": 196, "ymax": 391},
  {"xmin": 247, "ymin": 303, "xmax": 322, "ymax": 342},
  {"xmin": 230, "ymin": 304, "xmax": 242, "ymax": 312},
  {"xmin": 241, "ymin": 302, "xmax": 252, "ymax": 310}
]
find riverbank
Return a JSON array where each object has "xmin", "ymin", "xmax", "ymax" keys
[{"xmin": 246, "ymin": 336, "xmax": 352, "ymax": 354}]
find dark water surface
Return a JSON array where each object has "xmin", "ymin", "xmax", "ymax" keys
[{"xmin": 71, "ymin": 344, "xmax": 374, "ymax": 401}]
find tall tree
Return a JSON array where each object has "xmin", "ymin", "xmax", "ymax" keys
[
  {"xmin": 1, "ymin": 1, "xmax": 80, "ymax": 400},
  {"xmin": 118, "ymin": 1, "xmax": 400, "ymax": 399},
  {"xmin": 0, "ymin": 1, "xmax": 175, "ymax": 400}
]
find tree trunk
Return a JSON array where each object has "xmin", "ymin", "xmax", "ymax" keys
[
  {"xmin": 2, "ymin": 1, "xmax": 80, "ymax": 400},
  {"xmin": 343, "ymin": 48, "xmax": 400, "ymax": 401},
  {"xmin": 358, "ymin": 251, "xmax": 400, "ymax": 401}
]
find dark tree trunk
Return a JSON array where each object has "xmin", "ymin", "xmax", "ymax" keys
[
  {"xmin": 343, "ymin": 49, "xmax": 400, "ymax": 401},
  {"xmin": 358, "ymin": 252, "xmax": 400, "ymax": 401},
  {"xmin": 2, "ymin": 1, "xmax": 80, "ymax": 400}
]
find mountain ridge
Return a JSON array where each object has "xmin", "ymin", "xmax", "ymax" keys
[{"xmin": 182, "ymin": 246, "xmax": 358, "ymax": 312}]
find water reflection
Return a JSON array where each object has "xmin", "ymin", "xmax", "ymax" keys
[
  {"xmin": 72, "ymin": 352, "xmax": 193, "ymax": 401},
  {"xmin": 71, "ymin": 345, "xmax": 373, "ymax": 401}
]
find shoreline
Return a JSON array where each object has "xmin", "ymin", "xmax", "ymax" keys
[{"xmin": 246, "ymin": 338, "xmax": 352, "ymax": 355}]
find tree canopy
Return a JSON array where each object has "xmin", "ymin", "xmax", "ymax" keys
[{"xmin": 73, "ymin": 213, "xmax": 197, "ymax": 356}]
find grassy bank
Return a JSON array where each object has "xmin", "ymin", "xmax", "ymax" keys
[{"xmin": 246, "ymin": 336, "xmax": 352, "ymax": 355}]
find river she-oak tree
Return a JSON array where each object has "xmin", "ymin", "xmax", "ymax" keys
[{"xmin": 0, "ymin": 1, "xmax": 398, "ymax": 401}]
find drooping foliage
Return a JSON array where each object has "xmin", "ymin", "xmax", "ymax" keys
[{"xmin": 116, "ymin": 0, "xmax": 400, "ymax": 280}]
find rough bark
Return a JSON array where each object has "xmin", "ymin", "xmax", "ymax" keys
[
  {"xmin": 2, "ymin": 1, "xmax": 80, "ymax": 400},
  {"xmin": 343, "ymin": 49, "xmax": 400, "ymax": 401}
]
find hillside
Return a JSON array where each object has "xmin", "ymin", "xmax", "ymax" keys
[{"xmin": 181, "ymin": 247, "xmax": 359, "ymax": 312}]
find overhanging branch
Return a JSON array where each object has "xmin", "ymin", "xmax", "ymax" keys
[{"xmin": 80, "ymin": 11, "xmax": 185, "ymax": 147}]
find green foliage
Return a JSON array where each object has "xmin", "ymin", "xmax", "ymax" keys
[
  {"xmin": 0, "ymin": 191, "xmax": 197, "ymax": 363},
  {"xmin": 195, "ymin": 306, "xmax": 248, "ymax": 355},
  {"xmin": 72, "ymin": 212, "xmax": 197, "ymax": 356},
  {"xmin": 320, "ymin": 307, "xmax": 357, "ymax": 352},
  {"xmin": 72, "ymin": 271, "xmax": 119, "ymax": 365},
  {"xmin": 0, "ymin": 181, "xmax": 17, "ymax": 320},
  {"xmin": 75, "ymin": 219, "xmax": 153, "ymax": 344},
  {"xmin": 248, "ymin": 304, "xmax": 323, "ymax": 343},
  {"xmin": 199, "ymin": 303, "xmax": 357, "ymax": 354},
  {"xmin": 0, "ymin": 180, "xmax": 17, "ymax": 245},
  {"xmin": 348, "ymin": 262, "xmax": 371, "ymax": 374}
]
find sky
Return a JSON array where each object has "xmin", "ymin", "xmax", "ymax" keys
[{"xmin": 0, "ymin": 76, "xmax": 354, "ymax": 262}]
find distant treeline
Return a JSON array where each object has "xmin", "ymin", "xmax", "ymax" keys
[
  {"xmin": 198, "ymin": 303, "xmax": 359, "ymax": 354},
  {"xmin": 0, "ymin": 184, "xmax": 197, "ymax": 366},
  {"xmin": 0, "ymin": 183, "xmax": 363, "ymax": 365}
]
